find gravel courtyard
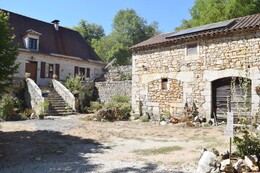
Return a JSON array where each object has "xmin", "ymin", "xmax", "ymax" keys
[{"xmin": 0, "ymin": 115, "xmax": 230, "ymax": 173}]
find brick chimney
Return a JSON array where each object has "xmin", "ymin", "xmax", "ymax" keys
[{"xmin": 51, "ymin": 20, "xmax": 60, "ymax": 31}]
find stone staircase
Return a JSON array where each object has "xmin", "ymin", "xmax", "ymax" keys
[{"xmin": 41, "ymin": 88, "xmax": 74, "ymax": 116}]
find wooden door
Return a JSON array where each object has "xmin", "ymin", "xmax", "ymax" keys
[
  {"xmin": 212, "ymin": 77, "xmax": 251, "ymax": 120},
  {"xmin": 25, "ymin": 61, "xmax": 37, "ymax": 82}
]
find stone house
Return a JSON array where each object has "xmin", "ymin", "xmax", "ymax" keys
[
  {"xmin": 6, "ymin": 10, "xmax": 105, "ymax": 87},
  {"xmin": 131, "ymin": 14, "xmax": 260, "ymax": 121}
]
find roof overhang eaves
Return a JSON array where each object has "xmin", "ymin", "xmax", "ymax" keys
[{"xmin": 131, "ymin": 27, "xmax": 260, "ymax": 52}]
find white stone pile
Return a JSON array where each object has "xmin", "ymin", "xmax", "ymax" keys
[{"xmin": 196, "ymin": 148, "xmax": 259, "ymax": 173}]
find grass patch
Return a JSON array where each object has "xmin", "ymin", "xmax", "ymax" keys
[{"xmin": 134, "ymin": 146, "xmax": 183, "ymax": 155}]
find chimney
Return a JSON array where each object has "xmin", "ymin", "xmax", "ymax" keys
[{"xmin": 51, "ymin": 20, "xmax": 60, "ymax": 31}]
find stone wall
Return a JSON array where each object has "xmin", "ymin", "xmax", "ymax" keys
[
  {"xmin": 132, "ymin": 31, "xmax": 260, "ymax": 119},
  {"xmin": 104, "ymin": 65, "xmax": 132, "ymax": 81},
  {"xmin": 95, "ymin": 65, "xmax": 132, "ymax": 103},
  {"xmin": 95, "ymin": 80, "xmax": 132, "ymax": 103}
]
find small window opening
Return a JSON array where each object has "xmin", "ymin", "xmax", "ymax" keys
[
  {"xmin": 186, "ymin": 43, "xmax": 197, "ymax": 55},
  {"xmin": 161, "ymin": 78, "xmax": 168, "ymax": 90}
]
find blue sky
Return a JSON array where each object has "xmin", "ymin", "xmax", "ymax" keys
[{"xmin": 0, "ymin": 0, "xmax": 194, "ymax": 34}]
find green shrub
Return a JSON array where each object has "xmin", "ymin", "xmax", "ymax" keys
[
  {"xmin": 234, "ymin": 129, "xmax": 260, "ymax": 157},
  {"xmin": 90, "ymin": 101, "xmax": 103, "ymax": 112},
  {"xmin": 112, "ymin": 94, "xmax": 130, "ymax": 103},
  {"xmin": 140, "ymin": 114, "xmax": 149, "ymax": 122},
  {"xmin": 0, "ymin": 94, "xmax": 21, "ymax": 121},
  {"xmin": 64, "ymin": 75, "xmax": 82, "ymax": 94},
  {"xmin": 20, "ymin": 108, "xmax": 34, "ymax": 119},
  {"xmin": 64, "ymin": 76, "xmax": 97, "ymax": 113}
]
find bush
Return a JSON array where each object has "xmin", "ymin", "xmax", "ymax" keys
[
  {"xmin": 234, "ymin": 129, "xmax": 260, "ymax": 157},
  {"xmin": 140, "ymin": 114, "xmax": 150, "ymax": 122},
  {"xmin": 90, "ymin": 101, "xmax": 103, "ymax": 112},
  {"xmin": 20, "ymin": 108, "xmax": 34, "ymax": 119},
  {"xmin": 112, "ymin": 94, "xmax": 130, "ymax": 103},
  {"xmin": 0, "ymin": 94, "xmax": 21, "ymax": 121},
  {"xmin": 64, "ymin": 76, "xmax": 97, "ymax": 113},
  {"xmin": 64, "ymin": 75, "xmax": 82, "ymax": 94}
]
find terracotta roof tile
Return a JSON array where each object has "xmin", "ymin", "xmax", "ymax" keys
[
  {"xmin": 131, "ymin": 13, "xmax": 260, "ymax": 51},
  {"xmin": 4, "ymin": 9, "xmax": 103, "ymax": 62}
]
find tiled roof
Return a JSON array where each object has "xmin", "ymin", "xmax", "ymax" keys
[
  {"xmin": 131, "ymin": 13, "xmax": 260, "ymax": 51},
  {"xmin": 4, "ymin": 10, "xmax": 103, "ymax": 63}
]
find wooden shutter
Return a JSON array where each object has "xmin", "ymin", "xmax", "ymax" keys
[
  {"xmin": 74, "ymin": 66, "xmax": 78, "ymax": 77},
  {"xmin": 86, "ymin": 68, "xmax": 90, "ymax": 78},
  {"xmin": 55, "ymin": 64, "xmax": 60, "ymax": 79},
  {"xmin": 40, "ymin": 62, "xmax": 46, "ymax": 78}
]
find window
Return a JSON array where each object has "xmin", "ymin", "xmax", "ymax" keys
[
  {"xmin": 161, "ymin": 78, "xmax": 168, "ymax": 90},
  {"xmin": 86, "ymin": 68, "xmax": 90, "ymax": 78},
  {"xmin": 40, "ymin": 62, "xmax": 60, "ymax": 79},
  {"xmin": 186, "ymin": 43, "xmax": 197, "ymax": 55},
  {"xmin": 48, "ymin": 64, "xmax": 54, "ymax": 78},
  {"xmin": 74, "ymin": 66, "xmax": 90, "ymax": 79},
  {"xmin": 29, "ymin": 38, "xmax": 38, "ymax": 50},
  {"xmin": 79, "ymin": 67, "xmax": 85, "ymax": 76}
]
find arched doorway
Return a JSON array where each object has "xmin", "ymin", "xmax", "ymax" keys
[{"xmin": 212, "ymin": 77, "xmax": 251, "ymax": 121}]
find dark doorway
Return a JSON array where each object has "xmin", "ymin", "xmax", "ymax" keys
[
  {"xmin": 212, "ymin": 77, "xmax": 251, "ymax": 120},
  {"xmin": 25, "ymin": 61, "xmax": 37, "ymax": 82}
]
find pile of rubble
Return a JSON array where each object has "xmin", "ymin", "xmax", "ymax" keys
[
  {"xmin": 196, "ymin": 148, "xmax": 259, "ymax": 173},
  {"xmin": 158, "ymin": 102, "xmax": 213, "ymax": 127}
]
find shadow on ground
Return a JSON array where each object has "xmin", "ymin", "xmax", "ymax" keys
[
  {"xmin": 110, "ymin": 163, "xmax": 185, "ymax": 173},
  {"xmin": 0, "ymin": 130, "xmax": 106, "ymax": 173}
]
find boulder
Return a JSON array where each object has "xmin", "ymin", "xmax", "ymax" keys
[
  {"xmin": 233, "ymin": 159, "xmax": 251, "ymax": 173},
  {"xmin": 160, "ymin": 121, "xmax": 167, "ymax": 126},
  {"xmin": 194, "ymin": 116, "xmax": 202, "ymax": 123},
  {"xmin": 220, "ymin": 159, "xmax": 232, "ymax": 172},
  {"xmin": 244, "ymin": 155, "xmax": 259, "ymax": 172},
  {"xmin": 196, "ymin": 151, "xmax": 220, "ymax": 173},
  {"xmin": 233, "ymin": 159, "xmax": 244, "ymax": 171}
]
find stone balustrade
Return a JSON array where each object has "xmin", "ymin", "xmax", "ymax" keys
[
  {"xmin": 26, "ymin": 78, "xmax": 45, "ymax": 115},
  {"xmin": 52, "ymin": 79, "xmax": 76, "ymax": 111}
]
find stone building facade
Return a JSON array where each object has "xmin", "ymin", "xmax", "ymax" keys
[
  {"xmin": 6, "ymin": 9, "xmax": 105, "ymax": 87},
  {"xmin": 131, "ymin": 14, "xmax": 260, "ymax": 120}
]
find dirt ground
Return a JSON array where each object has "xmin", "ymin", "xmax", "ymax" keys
[{"xmin": 0, "ymin": 114, "xmax": 231, "ymax": 173}]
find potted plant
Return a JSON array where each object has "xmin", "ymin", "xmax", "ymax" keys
[{"xmin": 39, "ymin": 101, "xmax": 49, "ymax": 119}]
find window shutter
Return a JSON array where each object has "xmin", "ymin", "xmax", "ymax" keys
[
  {"xmin": 86, "ymin": 68, "xmax": 90, "ymax": 78},
  {"xmin": 40, "ymin": 62, "xmax": 46, "ymax": 78},
  {"xmin": 55, "ymin": 64, "xmax": 60, "ymax": 79},
  {"xmin": 74, "ymin": 66, "xmax": 78, "ymax": 77}
]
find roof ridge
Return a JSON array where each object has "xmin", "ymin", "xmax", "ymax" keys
[{"xmin": 0, "ymin": 9, "xmax": 78, "ymax": 33}]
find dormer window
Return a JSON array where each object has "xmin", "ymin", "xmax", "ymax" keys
[
  {"xmin": 29, "ymin": 38, "xmax": 38, "ymax": 50},
  {"xmin": 23, "ymin": 29, "xmax": 41, "ymax": 51}
]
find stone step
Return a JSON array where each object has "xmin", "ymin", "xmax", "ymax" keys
[
  {"xmin": 41, "ymin": 88, "xmax": 74, "ymax": 116},
  {"xmin": 48, "ymin": 109, "xmax": 73, "ymax": 113},
  {"xmin": 47, "ymin": 112, "xmax": 75, "ymax": 116}
]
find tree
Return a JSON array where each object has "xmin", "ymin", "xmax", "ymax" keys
[
  {"xmin": 176, "ymin": 0, "xmax": 260, "ymax": 31},
  {"xmin": 93, "ymin": 9, "xmax": 159, "ymax": 65},
  {"xmin": 72, "ymin": 19, "xmax": 105, "ymax": 44},
  {"xmin": 112, "ymin": 9, "xmax": 159, "ymax": 46},
  {"xmin": 0, "ymin": 11, "xmax": 19, "ymax": 92},
  {"xmin": 92, "ymin": 33, "xmax": 132, "ymax": 65}
]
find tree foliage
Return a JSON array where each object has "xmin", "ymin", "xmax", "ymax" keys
[
  {"xmin": 72, "ymin": 19, "xmax": 105, "ymax": 44},
  {"xmin": 0, "ymin": 10, "xmax": 19, "ymax": 92},
  {"xmin": 176, "ymin": 0, "xmax": 260, "ymax": 31},
  {"xmin": 92, "ymin": 9, "xmax": 159, "ymax": 65}
]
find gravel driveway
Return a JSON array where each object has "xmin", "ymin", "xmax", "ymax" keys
[{"xmin": 0, "ymin": 115, "xmax": 229, "ymax": 173}]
